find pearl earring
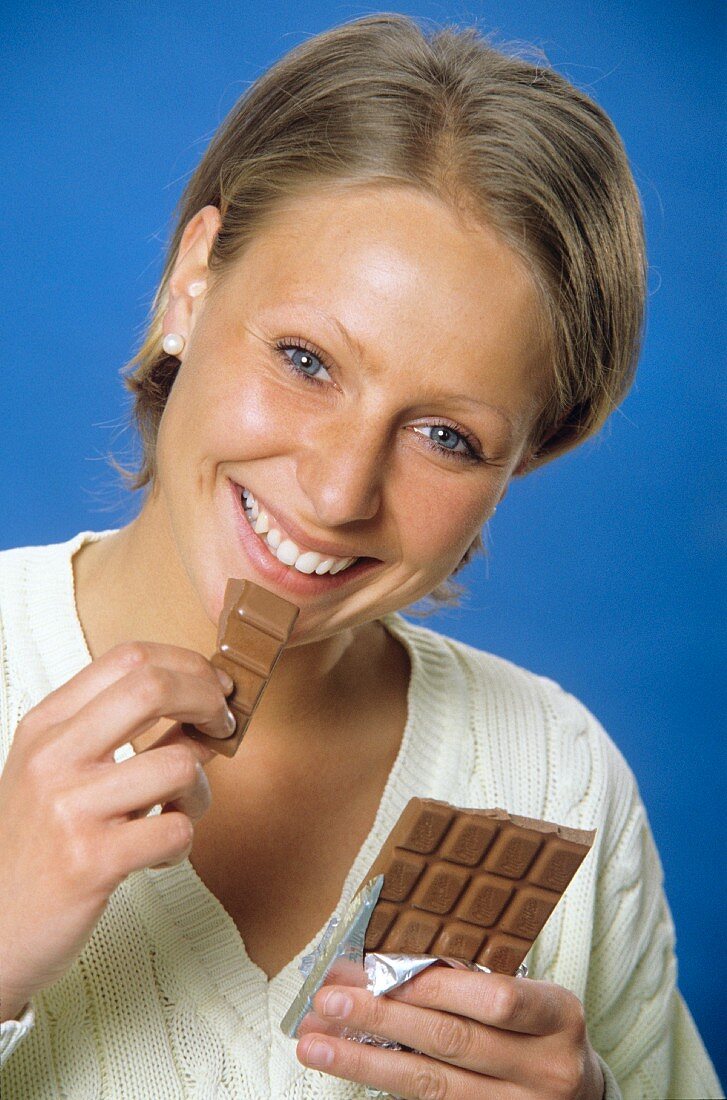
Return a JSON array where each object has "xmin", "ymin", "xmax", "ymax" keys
[
  {"xmin": 187, "ymin": 279, "xmax": 207, "ymax": 298},
  {"xmin": 162, "ymin": 332, "xmax": 185, "ymax": 356}
]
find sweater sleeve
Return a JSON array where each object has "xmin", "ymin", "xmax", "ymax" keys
[
  {"xmin": 0, "ymin": 563, "xmax": 37, "ymax": 1068},
  {"xmin": 580, "ymin": 712, "xmax": 722, "ymax": 1100}
]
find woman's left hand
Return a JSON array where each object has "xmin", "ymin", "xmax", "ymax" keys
[{"xmin": 297, "ymin": 967, "xmax": 605, "ymax": 1099}]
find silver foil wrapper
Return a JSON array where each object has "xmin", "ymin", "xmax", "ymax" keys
[
  {"xmin": 280, "ymin": 875, "xmax": 384, "ymax": 1039},
  {"xmin": 281, "ymin": 877, "xmax": 529, "ymax": 1098},
  {"xmin": 364, "ymin": 952, "xmax": 527, "ymax": 994}
]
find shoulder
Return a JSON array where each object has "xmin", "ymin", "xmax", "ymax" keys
[
  {"xmin": 0, "ymin": 528, "xmax": 115, "ymax": 595},
  {"xmin": 0, "ymin": 531, "xmax": 114, "ymax": 744},
  {"xmin": 0, "ymin": 531, "xmax": 99, "ymax": 628},
  {"xmin": 0, "ymin": 539, "xmax": 65, "ymax": 654},
  {"xmin": 389, "ymin": 612, "xmax": 640, "ymax": 835},
  {"xmin": 0, "ymin": 531, "xmax": 91, "ymax": 584}
]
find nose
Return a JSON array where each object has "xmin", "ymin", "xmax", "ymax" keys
[{"xmin": 295, "ymin": 414, "xmax": 387, "ymax": 527}]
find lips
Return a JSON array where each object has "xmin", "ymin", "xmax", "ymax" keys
[
  {"xmin": 228, "ymin": 479, "xmax": 381, "ymax": 596},
  {"xmin": 240, "ymin": 487, "xmax": 358, "ymax": 575}
]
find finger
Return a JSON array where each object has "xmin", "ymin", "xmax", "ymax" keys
[
  {"xmin": 297, "ymin": 1031, "xmax": 506, "ymax": 1100},
  {"xmin": 295, "ymin": 1011, "xmax": 347, "ymax": 1040},
  {"xmin": 296, "ymin": 960, "xmax": 374, "ymax": 1040},
  {"xmin": 21, "ymin": 642, "xmax": 233, "ymax": 736},
  {"xmin": 142, "ymin": 721, "xmax": 218, "ymax": 768},
  {"xmin": 56, "ymin": 665, "xmax": 234, "ymax": 763},
  {"xmin": 82, "ymin": 744, "xmax": 212, "ymax": 822},
  {"xmin": 109, "ymin": 810, "xmax": 196, "ymax": 878},
  {"xmin": 155, "ymin": 732, "xmax": 213, "ymax": 819},
  {"xmin": 387, "ymin": 967, "xmax": 575, "ymax": 1037},
  {"xmin": 158, "ymin": 764, "xmax": 212, "ymax": 822},
  {"xmin": 313, "ymin": 985, "xmax": 534, "ymax": 1079}
]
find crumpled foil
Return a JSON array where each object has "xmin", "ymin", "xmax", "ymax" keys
[
  {"xmin": 281, "ymin": 877, "xmax": 527, "ymax": 1100},
  {"xmin": 364, "ymin": 952, "xmax": 526, "ymax": 994}
]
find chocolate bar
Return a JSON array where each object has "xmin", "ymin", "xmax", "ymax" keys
[
  {"xmin": 361, "ymin": 798, "xmax": 595, "ymax": 975},
  {"xmin": 184, "ymin": 579, "xmax": 299, "ymax": 757}
]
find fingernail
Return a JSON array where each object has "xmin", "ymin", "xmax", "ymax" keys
[
  {"xmin": 215, "ymin": 667, "xmax": 235, "ymax": 693},
  {"xmin": 225, "ymin": 707, "xmax": 237, "ymax": 735},
  {"xmin": 303, "ymin": 1039, "xmax": 334, "ymax": 1067},
  {"xmin": 322, "ymin": 990, "xmax": 353, "ymax": 1019}
]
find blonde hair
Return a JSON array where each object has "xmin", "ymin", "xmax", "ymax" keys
[{"xmin": 122, "ymin": 12, "xmax": 646, "ymax": 606}]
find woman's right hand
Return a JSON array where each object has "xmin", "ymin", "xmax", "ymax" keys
[{"xmin": 0, "ymin": 641, "xmax": 235, "ymax": 1022}]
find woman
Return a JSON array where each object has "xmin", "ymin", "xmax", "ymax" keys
[{"xmin": 0, "ymin": 13, "xmax": 720, "ymax": 1100}]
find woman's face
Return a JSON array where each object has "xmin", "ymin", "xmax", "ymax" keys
[{"xmin": 154, "ymin": 183, "xmax": 545, "ymax": 644}]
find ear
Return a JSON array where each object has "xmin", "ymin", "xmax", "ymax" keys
[{"xmin": 161, "ymin": 205, "xmax": 223, "ymax": 355}]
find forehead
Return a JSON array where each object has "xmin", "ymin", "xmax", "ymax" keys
[{"xmin": 222, "ymin": 183, "xmax": 547, "ymax": 431}]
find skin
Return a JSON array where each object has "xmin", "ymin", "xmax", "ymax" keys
[{"xmin": 1, "ymin": 181, "xmax": 603, "ymax": 1097}]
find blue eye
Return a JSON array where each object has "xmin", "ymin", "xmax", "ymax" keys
[
  {"xmin": 414, "ymin": 424, "xmax": 475, "ymax": 459},
  {"xmin": 428, "ymin": 426, "xmax": 462, "ymax": 450},
  {"xmin": 287, "ymin": 348, "xmax": 321, "ymax": 376},
  {"xmin": 275, "ymin": 340, "xmax": 332, "ymax": 383}
]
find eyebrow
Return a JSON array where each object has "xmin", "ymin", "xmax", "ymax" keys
[
  {"xmin": 307, "ymin": 305, "xmax": 368, "ymax": 363},
  {"xmin": 277, "ymin": 301, "xmax": 518, "ymax": 435}
]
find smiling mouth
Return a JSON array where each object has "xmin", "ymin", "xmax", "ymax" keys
[{"xmin": 238, "ymin": 486, "xmax": 364, "ymax": 576}]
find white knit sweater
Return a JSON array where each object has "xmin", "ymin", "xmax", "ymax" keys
[{"xmin": 0, "ymin": 532, "xmax": 721, "ymax": 1100}]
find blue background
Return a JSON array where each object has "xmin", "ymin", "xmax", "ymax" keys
[{"xmin": 1, "ymin": 0, "xmax": 723, "ymax": 1080}]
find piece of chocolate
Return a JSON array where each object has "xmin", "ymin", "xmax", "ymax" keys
[
  {"xmin": 360, "ymin": 798, "xmax": 595, "ymax": 974},
  {"xmin": 183, "ymin": 579, "xmax": 299, "ymax": 757}
]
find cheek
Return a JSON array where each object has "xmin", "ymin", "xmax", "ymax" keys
[
  {"xmin": 217, "ymin": 374, "xmax": 310, "ymax": 472},
  {"xmin": 400, "ymin": 480, "xmax": 491, "ymax": 568},
  {"xmin": 158, "ymin": 353, "xmax": 298, "ymax": 471}
]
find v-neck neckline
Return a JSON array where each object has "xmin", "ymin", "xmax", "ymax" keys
[{"xmin": 55, "ymin": 530, "xmax": 465, "ymax": 1023}]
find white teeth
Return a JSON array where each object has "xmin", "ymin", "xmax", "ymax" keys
[
  {"xmin": 240, "ymin": 487, "xmax": 359, "ymax": 576},
  {"xmin": 276, "ymin": 539, "xmax": 299, "ymax": 566},
  {"xmin": 294, "ymin": 551, "xmax": 324, "ymax": 574}
]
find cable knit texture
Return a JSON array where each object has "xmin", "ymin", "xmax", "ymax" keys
[{"xmin": 0, "ymin": 532, "xmax": 721, "ymax": 1099}]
